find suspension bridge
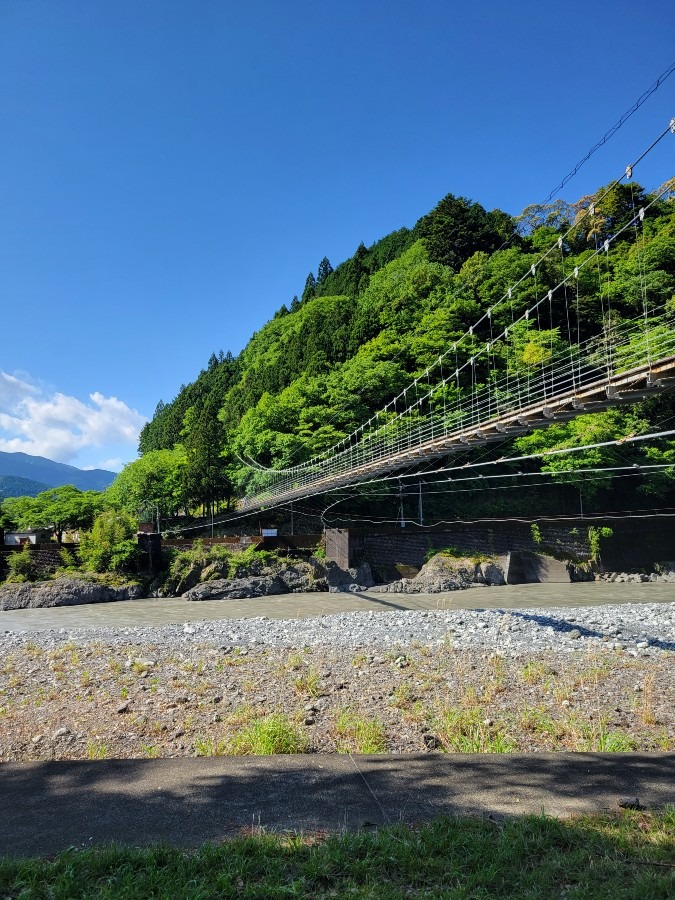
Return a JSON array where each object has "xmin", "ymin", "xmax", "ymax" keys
[{"xmin": 236, "ymin": 121, "xmax": 675, "ymax": 515}]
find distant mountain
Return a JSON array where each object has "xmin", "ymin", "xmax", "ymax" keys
[
  {"xmin": 0, "ymin": 452, "xmax": 115, "ymax": 492},
  {"xmin": 0, "ymin": 474, "xmax": 51, "ymax": 499}
]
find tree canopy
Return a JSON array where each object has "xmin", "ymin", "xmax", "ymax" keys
[
  {"xmin": 2, "ymin": 485, "xmax": 104, "ymax": 543},
  {"xmin": 132, "ymin": 178, "xmax": 675, "ymax": 521}
]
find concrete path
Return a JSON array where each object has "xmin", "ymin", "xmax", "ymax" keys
[
  {"xmin": 1, "ymin": 753, "xmax": 673, "ymax": 857},
  {"xmin": 2, "ymin": 582, "xmax": 674, "ymax": 633}
]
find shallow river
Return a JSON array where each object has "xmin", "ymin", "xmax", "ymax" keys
[{"xmin": 1, "ymin": 582, "xmax": 673, "ymax": 633}]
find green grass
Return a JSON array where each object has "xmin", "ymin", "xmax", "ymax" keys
[
  {"xmin": 1, "ymin": 810, "xmax": 673, "ymax": 898},
  {"xmin": 193, "ymin": 714, "xmax": 306, "ymax": 757},
  {"xmin": 227, "ymin": 713, "xmax": 306, "ymax": 755},
  {"xmin": 334, "ymin": 709, "xmax": 387, "ymax": 753},
  {"xmin": 519, "ymin": 706, "xmax": 564, "ymax": 739},
  {"xmin": 577, "ymin": 720, "xmax": 639, "ymax": 752},
  {"xmin": 293, "ymin": 666, "xmax": 322, "ymax": 697},
  {"xmin": 435, "ymin": 707, "xmax": 516, "ymax": 753},
  {"xmin": 520, "ymin": 660, "xmax": 555, "ymax": 685},
  {"xmin": 86, "ymin": 740, "xmax": 109, "ymax": 760},
  {"xmin": 424, "ymin": 545, "xmax": 493, "ymax": 564}
]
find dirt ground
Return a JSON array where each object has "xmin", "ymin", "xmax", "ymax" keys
[{"xmin": 1, "ymin": 641, "xmax": 672, "ymax": 762}]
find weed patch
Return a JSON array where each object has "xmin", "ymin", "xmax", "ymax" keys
[
  {"xmin": 334, "ymin": 709, "xmax": 387, "ymax": 753},
  {"xmin": 227, "ymin": 713, "xmax": 306, "ymax": 755},
  {"xmin": 435, "ymin": 707, "xmax": 516, "ymax": 753}
]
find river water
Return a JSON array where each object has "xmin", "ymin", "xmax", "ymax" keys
[{"xmin": 1, "ymin": 582, "xmax": 673, "ymax": 634}]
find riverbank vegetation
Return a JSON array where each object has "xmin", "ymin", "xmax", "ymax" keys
[{"xmin": 1, "ymin": 809, "xmax": 673, "ymax": 898}]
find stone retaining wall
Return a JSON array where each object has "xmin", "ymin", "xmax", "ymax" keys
[
  {"xmin": 344, "ymin": 517, "xmax": 675, "ymax": 572},
  {"xmin": 0, "ymin": 544, "xmax": 79, "ymax": 580},
  {"xmin": 349, "ymin": 522, "xmax": 591, "ymax": 569}
]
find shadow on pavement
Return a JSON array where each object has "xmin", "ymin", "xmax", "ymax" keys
[{"xmin": 1, "ymin": 752, "xmax": 673, "ymax": 857}]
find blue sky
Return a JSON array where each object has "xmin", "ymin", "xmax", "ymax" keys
[{"xmin": 1, "ymin": 0, "xmax": 673, "ymax": 471}]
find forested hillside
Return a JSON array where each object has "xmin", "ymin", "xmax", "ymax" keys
[
  {"xmin": 125, "ymin": 182, "xmax": 675, "ymax": 526},
  {"xmin": 0, "ymin": 475, "xmax": 49, "ymax": 500},
  {"xmin": 0, "ymin": 452, "xmax": 115, "ymax": 492}
]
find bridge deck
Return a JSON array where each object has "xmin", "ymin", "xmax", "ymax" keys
[{"xmin": 238, "ymin": 355, "xmax": 675, "ymax": 512}]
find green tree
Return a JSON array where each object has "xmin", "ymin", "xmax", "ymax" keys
[
  {"xmin": 105, "ymin": 448, "xmax": 188, "ymax": 522},
  {"xmin": 79, "ymin": 510, "xmax": 140, "ymax": 574},
  {"xmin": 317, "ymin": 256, "xmax": 333, "ymax": 284},
  {"xmin": 181, "ymin": 398, "xmax": 233, "ymax": 515},
  {"xmin": 302, "ymin": 272, "xmax": 317, "ymax": 303},
  {"xmin": 415, "ymin": 193, "xmax": 514, "ymax": 270},
  {"xmin": 2, "ymin": 485, "xmax": 103, "ymax": 544}
]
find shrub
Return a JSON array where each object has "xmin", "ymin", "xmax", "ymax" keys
[
  {"xmin": 79, "ymin": 511, "xmax": 141, "ymax": 574},
  {"xmin": 168, "ymin": 540, "xmax": 232, "ymax": 582},
  {"xmin": 57, "ymin": 546, "xmax": 79, "ymax": 572},
  {"xmin": 227, "ymin": 547, "xmax": 279, "ymax": 578},
  {"xmin": 424, "ymin": 546, "xmax": 492, "ymax": 565},
  {"xmin": 5, "ymin": 544, "xmax": 37, "ymax": 582},
  {"xmin": 587, "ymin": 526, "xmax": 613, "ymax": 561}
]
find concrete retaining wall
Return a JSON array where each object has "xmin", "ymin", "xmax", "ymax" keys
[{"xmin": 342, "ymin": 518, "xmax": 675, "ymax": 572}]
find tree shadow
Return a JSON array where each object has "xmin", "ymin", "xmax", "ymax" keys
[{"xmin": 1, "ymin": 752, "xmax": 673, "ymax": 857}]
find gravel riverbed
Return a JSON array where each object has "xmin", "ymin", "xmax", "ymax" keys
[
  {"xmin": 3, "ymin": 600, "xmax": 675, "ymax": 654},
  {"xmin": 1, "ymin": 600, "xmax": 673, "ymax": 763}
]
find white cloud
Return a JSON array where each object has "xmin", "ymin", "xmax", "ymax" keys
[
  {"xmin": 0, "ymin": 370, "xmax": 147, "ymax": 465},
  {"xmin": 0, "ymin": 371, "xmax": 39, "ymax": 408},
  {"xmin": 84, "ymin": 457, "xmax": 126, "ymax": 473}
]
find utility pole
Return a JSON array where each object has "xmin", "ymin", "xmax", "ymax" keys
[
  {"xmin": 418, "ymin": 481, "xmax": 423, "ymax": 526},
  {"xmin": 290, "ymin": 502, "xmax": 294, "ymax": 535},
  {"xmin": 399, "ymin": 480, "xmax": 405, "ymax": 528}
]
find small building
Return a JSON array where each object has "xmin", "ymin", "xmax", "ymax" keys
[{"xmin": 3, "ymin": 529, "xmax": 52, "ymax": 546}]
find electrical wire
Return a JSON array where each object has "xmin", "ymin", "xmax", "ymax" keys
[
  {"xmin": 538, "ymin": 60, "xmax": 675, "ymax": 205},
  {"xmin": 239, "ymin": 95, "xmax": 675, "ymax": 476},
  {"xmin": 177, "ymin": 429, "xmax": 675, "ymax": 532}
]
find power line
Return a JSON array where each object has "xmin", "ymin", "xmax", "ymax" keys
[
  {"xmin": 234, "ymin": 74, "xmax": 674, "ymax": 481},
  {"xmin": 539, "ymin": 60, "xmax": 675, "ymax": 206},
  {"xmin": 180, "ymin": 429, "xmax": 675, "ymax": 532},
  {"xmin": 239, "ymin": 165, "xmax": 673, "ymax": 508}
]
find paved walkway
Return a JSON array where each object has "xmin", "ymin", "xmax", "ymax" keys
[
  {"xmin": 1, "ymin": 753, "xmax": 673, "ymax": 856},
  {"xmin": 2, "ymin": 582, "xmax": 674, "ymax": 633}
]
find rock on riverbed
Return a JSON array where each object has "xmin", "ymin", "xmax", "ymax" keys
[{"xmin": 0, "ymin": 577, "xmax": 143, "ymax": 611}]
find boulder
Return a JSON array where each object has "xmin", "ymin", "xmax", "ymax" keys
[
  {"xmin": 325, "ymin": 561, "xmax": 374, "ymax": 592},
  {"xmin": 183, "ymin": 559, "xmax": 331, "ymax": 600},
  {"xmin": 200, "ymin": 561, "xmax": 229, "ymax": 581},
  {"xmin": 374, "ymin": 554, "xmax": 506, "ymax": 594},
  {"xmin": 173, "ymin": 564, "xmax": 202, "ymax": 596},
  {"xmin": 0, "ymin": 577, "xmax": 143, "ymax": 611},
  {"xmin": 184, "ymin": 575, "xmax": 288, "ymax": 601},
  {"xmin": 479, "ymin": 560, "xmax": 507, "ymax": 586}
]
